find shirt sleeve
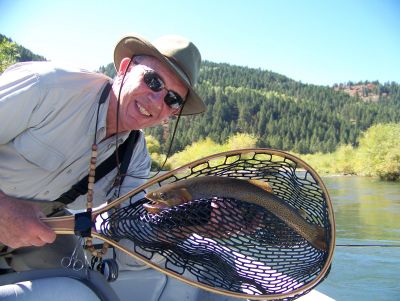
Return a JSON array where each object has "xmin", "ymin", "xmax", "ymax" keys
[{"xmin": 0, "ymin": 63, "xmax": 42, "ymax": 144}]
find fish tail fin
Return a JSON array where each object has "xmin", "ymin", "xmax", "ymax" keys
[{"xmin": 311, "ymin": 224, "xmax": 327, "ymax": 251}]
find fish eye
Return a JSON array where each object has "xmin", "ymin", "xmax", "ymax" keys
[{"xmin": 160, "ymin": 193, "xmax": 166, "ymax": 200}]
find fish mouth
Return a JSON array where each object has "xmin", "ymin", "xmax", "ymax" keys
[{"xmin": 143, "ymin": 201, "xmax": 170, "ymax": 214}]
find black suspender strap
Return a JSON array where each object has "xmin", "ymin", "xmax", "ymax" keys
[
  {"xmin": 98, "ymin": 82, "xmax": 112, "ymax": 104},
  {"xmin": 55, "ymin": 130, "xmax": 140, "ymax": 205},
  {"xmin": 54, "ymin": 82, "xmax": 141, "ymax": 206}
]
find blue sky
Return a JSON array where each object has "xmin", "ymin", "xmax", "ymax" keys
[{"xmin": 1, "ymin": 0, "xmax": 399, "ymax": 86}]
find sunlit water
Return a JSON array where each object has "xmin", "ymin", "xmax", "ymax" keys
[{"xmin": 316, "ymin": 176, "xmax": 400, "ymax": 301}]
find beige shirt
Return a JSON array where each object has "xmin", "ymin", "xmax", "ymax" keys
[{"xmin": 0, "ymin": 62, "xmax": 150, "ymax": 208}]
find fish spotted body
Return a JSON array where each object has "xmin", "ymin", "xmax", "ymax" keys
[{"xmin": 144, "ymin": 176, "xmax": 326, "ymax": 251}]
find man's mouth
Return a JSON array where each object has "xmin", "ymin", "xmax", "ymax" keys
[{"xmin": 136, "ymin": 102, "xmax": 152, "ymax": 117}]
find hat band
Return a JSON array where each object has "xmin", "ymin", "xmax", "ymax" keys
[{"xmin": 165, "ymin": 56, "xmax": 191, "ymax": 85}]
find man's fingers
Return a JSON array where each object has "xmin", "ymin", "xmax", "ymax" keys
[
  {"xmin": 36, "ymin": 219, "xmax": 57, "ymax": 244},
  {"xmin": 10, "ymin": 238, "xmax": 48, "ymax": 248},
  {"xmin": 5, "ymin": 241, "xmax": 24, "ymax": 249},
  {"xmin": 34, "ymin": 204, "xmax": 57, "ymax": 244},
  {"xmin": 0, "ymin": 192, "xmax": 58, "ymax": 248},
  {"xmin": 30, "ymin": 236, "xmax": 49, "ymax": 247}
]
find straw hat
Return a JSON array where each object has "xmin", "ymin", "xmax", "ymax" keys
[{"xmin": 114, "ymin": 34, "xmax": 206, "ymax": 115}]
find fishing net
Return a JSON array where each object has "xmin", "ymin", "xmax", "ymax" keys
[{"xmin": 96, "ymin": 149, "xmax": 335, "ymax": 300}]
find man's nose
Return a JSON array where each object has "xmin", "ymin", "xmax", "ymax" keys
[
  {"xmin": 147, "ymin": 89, "xmax": 166, "ymax": 111},
  {"xmin": 148, "ymin": 89, "xmax": 166, "ymax": 117}
]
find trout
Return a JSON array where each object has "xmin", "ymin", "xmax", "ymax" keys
[{"xmin": 144, "ymin": 176, "xmax": 327, "ymax": 251}]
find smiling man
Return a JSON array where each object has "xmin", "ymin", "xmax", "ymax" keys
[
  {"xmin": 108, "ymin": 55, "xmax": 188, "ymax": 133},
  {"xmin": 0, "ymin": 34, "xmax": 206, "ymax": 270}
]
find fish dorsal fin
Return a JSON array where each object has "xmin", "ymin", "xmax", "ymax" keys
[
  {"xmin": 179, "ymin": 188, "xmax": 193, "ymax": 202},
  {"xmin": 247, "ymin": 179, "xmax": 273, "ymax": 193}
]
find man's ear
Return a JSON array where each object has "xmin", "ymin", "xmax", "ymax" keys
[{"xmin": 118, "ymin": 57, "xmax": 132, "ymax": 74}]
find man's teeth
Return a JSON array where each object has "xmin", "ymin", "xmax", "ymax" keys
[{"xmin": 137, "ymin": 103, "xmax": 151, "ymax": 116}]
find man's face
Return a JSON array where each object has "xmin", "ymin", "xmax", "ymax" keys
[{"xmin": 111, "ymin": 56, "xmax": 188, "ymax": 131}]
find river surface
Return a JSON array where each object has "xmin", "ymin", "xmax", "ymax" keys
[{"xmin": 316, "ymin": 176, "xmax": 400, "ymax": 301}]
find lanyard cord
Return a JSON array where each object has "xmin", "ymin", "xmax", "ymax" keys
[
  {"xmin": 111, "ymin": 57, "xmax": 135, "ymax": 199},
  {"xmin": 114, "ymin": 57, "xmax": 134, "ymax": 178},
  {"xmin": 84, "ymin": 83, "xmax": 112, "ymax": 259}
]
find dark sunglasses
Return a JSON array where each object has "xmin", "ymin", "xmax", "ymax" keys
[{"xmin": 143, "ymin": 70, "xmax": 184, "ymax": 110}]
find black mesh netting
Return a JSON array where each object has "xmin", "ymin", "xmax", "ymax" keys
[{"xmin": 97, "ymin": 150, "xmax": 333, "ymax": 300}]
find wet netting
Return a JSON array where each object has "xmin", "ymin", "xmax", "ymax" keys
[{"xmin": 97, "ymin": 149, "xmax": 335, "ymax": 300}]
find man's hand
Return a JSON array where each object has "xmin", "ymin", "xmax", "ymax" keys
[{"xmin": 0, "ymin": 191, "xmax": 56, "ymax": 248}]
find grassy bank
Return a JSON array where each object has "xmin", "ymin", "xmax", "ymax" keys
[{"xmin": 147, "ymin": 123, "xmax": 400, "ymax": 182}]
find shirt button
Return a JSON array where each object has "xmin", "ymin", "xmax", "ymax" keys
[{"xmin": 67, "ymin": 169, "xmax": 72, "ymax": 174}]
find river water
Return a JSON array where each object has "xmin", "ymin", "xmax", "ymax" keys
[{"xmin": 316, "ymin": 176, "xmax": 400, "ymax": 300}]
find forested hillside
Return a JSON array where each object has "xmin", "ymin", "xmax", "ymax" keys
[
  {"xmin": 144, "ymin": 61, "xmax": 400, "ymax": 154},
  {"xmin": 98, "ymin": 60, "xmax": 399, "ymax": 154},
  {"xmin": 2, "ymin": 34, "xmax": 399, "ymax": 155},
  {"xmin": 0, "ymin": 34, "xmax": 46, "ymax": 65}
]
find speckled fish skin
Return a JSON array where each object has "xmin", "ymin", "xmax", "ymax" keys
[{"xmin": 145, "ymin": 176, "xmax": 327, "ymax": 251}]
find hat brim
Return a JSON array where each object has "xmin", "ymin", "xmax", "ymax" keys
[{"xmin": 114, "ymin": 34, "xmax": 206, "ymax": 116}]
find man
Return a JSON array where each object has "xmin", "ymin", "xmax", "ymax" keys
[{"xmin": 0, "ymin": 33, "xmax": 207, "ymax": 298}]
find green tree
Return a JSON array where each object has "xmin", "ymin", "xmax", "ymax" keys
[
  {"xmin": 334, "ymin": 144, "xmax": 356, "ymax": 174},
  {"xmin": 224, "ymin": 133, "xmax": 258, "ymax": 149},
  {"xmin": 107, "ymin": 60, "xmax": 400, "ymax": 156},
  {"xmin": 98, "ymin": 62, "xmax": 116, "ymax": 78},
  {"xmin": 0, "ymin": 38, "xmax": 19, "ymax": 73},
  {"xmin": 355, "ymin": 123, "xmax": 400, "ymax": 180},
  {"xmin": 145, "ymin": 135, "xmax": 161, "ymax": 153}
]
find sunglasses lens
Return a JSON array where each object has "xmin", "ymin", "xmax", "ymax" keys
[
  {"xmin": 164, "ymin": 91, "xmax": 183, "ymax": 109},
  {"xmin": 144, "ymin": 71, "xmax": 164, "ymax": 92},
  {"xmin": 143, "ymin": 70, "xmax": 184, "ymax": 110}
]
